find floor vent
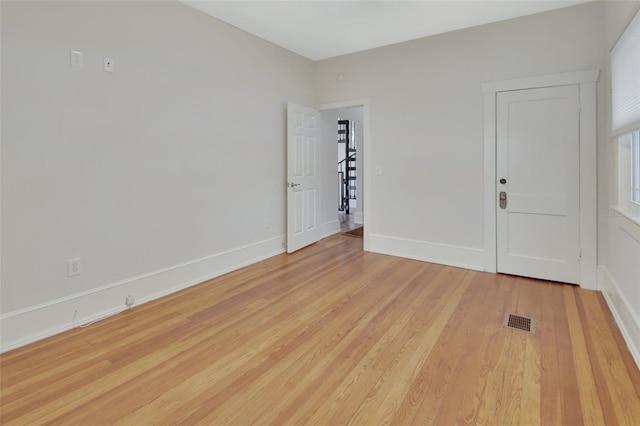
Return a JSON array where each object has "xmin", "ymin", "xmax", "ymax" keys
[{"xmin": 503, "ymin": 313, "xmax": 536, "ymax": 334}]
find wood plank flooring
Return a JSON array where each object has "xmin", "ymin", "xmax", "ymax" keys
[{"xmin": 1, "ymin": 234, "xmax": 639, "ymax": 425}]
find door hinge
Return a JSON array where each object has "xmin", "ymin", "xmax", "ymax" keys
[{"xmin": 579, "ymin": 250, "xmax": 582, "ymax": 261}]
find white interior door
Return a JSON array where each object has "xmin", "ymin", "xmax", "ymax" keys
[
  {"xmin": 496, "ymin": 85, "xmax": 581, "ymax": 284},
  {"xmin": 287, "ymin": 102, "xmax": 321, "ymax": 253}
]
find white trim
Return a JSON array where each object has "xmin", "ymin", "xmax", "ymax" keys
[
  {"xmin": 608, "ymin": 206, "xmax": 640, "ymax": 242},
  {"xmin": 320, "ymin": 219, "xmax": 340, "ymax": 239},
  {"xmin": 611, "ymin": 119, "xmax": 640, "ymax": 139},
  {"xmin": 615, "ymin": 131, "xmax": 640, "ymax": 222},
  {"xmin": 0, "ymin": 235, "xmax": 285, "ymax": 353},
  {"xmin": 316, "ymin": 99, "xmax": 371, "ymax": 251},
  {"xmin": 368, "ymin": 234, "xmax": 484, "ymax": 271},
  {"xmin": 483, "ymin": 92, "xmax": 497, "ymax": 273},
  {"xmin": 579, "ymin": 80, "xmax": 598, "ymax": 290},
  {"xmin": 598, "ymin": 265, "xmax": 640, "ymax": 370},
  {"xmin": 482, "ymin": 69, "xmax": 599, "ymax": 94},
  {"xmin": 315, "ymin": 99, "xmax": 370, "ymax": 111},
  {"xmin": 483, "ymin": 70, "xmax": 600, "ymax": 289}
]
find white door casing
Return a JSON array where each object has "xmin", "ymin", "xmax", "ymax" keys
[
  {"xmin": 482, "ymin": 70, "xmax": 599, "ymax": 289},
  {"xmin": 287, "ymin": 102, "xmax": 321, "ymax": 253},
  {"xmin": 496, "ymin": 85, "xmax": 580, "ymax": 284}
]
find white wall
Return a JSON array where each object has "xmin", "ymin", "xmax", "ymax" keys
[
  {"xmin": 0, "ymin": 1, "xmax": 313, "ymax": 350},
  {"xmin": 314, "ymin": 2, "xmax": 606, "ymax": 270},
  {"xmin": 601, "ymin": 0, "xmax": 640, "ymax": 367}
]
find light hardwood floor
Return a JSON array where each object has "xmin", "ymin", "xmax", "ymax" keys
[
  {"xmin": 339, "ymin": 212, "xmax": 361, "ymax": 233},
  {"xmin": 1, "ymin": 234, "xmax": 639, "ymax": 425}
]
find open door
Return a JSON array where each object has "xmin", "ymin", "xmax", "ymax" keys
[{"xmin": 287, "ymin": 102, "xmax": 321, "ymax": 253}]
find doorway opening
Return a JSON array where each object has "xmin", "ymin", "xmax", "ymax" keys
[
  {"xmin": 320, "ymin": 105, "xmax": 364, "ymax": 239},
  {"xmin": 337, "ymin": 119, "xmax": 357, "ymax": 216}
]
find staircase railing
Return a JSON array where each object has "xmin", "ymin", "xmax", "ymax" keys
[{"xmin": 338, "ymin": 118, "xmax": 356, "ymax": 214}]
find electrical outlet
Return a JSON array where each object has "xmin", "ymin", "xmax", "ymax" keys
[
  {"xmin": 125, "ymin": 294, "xmax": 135, "ymax": 308},
  {"xmin": 67, "ymin": 258, "xmax": 81, "ymax": 277},
  {"xmin": 264, "ymin": 218, "xmax": 270, "ymax": 229}
]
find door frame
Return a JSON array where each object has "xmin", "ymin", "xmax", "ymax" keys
[
  {"xmin": 482, "ymin": 69, "xmax": 599, "ymax": 289},
  {"xmin": 316, "ymin": 99, "xmax": 371, "ymax": 252}
]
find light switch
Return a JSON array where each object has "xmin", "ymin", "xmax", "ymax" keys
[
  {"xmin": 70, "ymin": 50, "xmax": 83, "ymax": 67},
  {"xmin": 375, "ymin": 165, "xmax": 383, "ymax": 176}
]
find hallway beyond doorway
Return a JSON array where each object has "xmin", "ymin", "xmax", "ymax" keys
[{"xmin": 339, "ymin": 212, "xmax": 362, "ymax": 233}]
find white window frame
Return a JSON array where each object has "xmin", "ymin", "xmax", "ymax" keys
[
  {"xmin": 616, "ymin": 130, "xmax": 640, "ymax": 223},
  {"xmin": 632, "ymin": 132, "xmax": 640, "ymax": 205},
  {"xmin": 611, "ymin": 8, "xmax": 640, "ymax": 226}
]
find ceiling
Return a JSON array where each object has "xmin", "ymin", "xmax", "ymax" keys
[{"xmin": 181, "ymin": 1, "xmax": 590, "ymax": 61}]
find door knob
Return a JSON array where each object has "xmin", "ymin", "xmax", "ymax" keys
[{"xmin": 500, "ymin": 178, "xmax": 507, "ymax": 184}]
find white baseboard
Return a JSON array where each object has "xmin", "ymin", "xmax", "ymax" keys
[
  {"xmin": 320, "ymin": 219, "xmax": 340, "ymax": 239},
  {"xmin": 368, "ymin": 234, "xmax": 484, "ymax": 271},
  {"xmin": 0, "ymin": 235, "xmax": 285, "ymax": 353},
  {"xmin": 598, "ymin": 265, "xmax": 640, "ymax": 370}
]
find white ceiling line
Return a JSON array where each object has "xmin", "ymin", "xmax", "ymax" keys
[{"xmin": 181, "ymin": 1, "xmax": 592, "ymax": 61}]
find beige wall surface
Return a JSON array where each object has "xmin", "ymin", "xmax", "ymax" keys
[
  {"xmin": 1, "ymin": 1, "xmax": 313, "ymax": 314},
  {"xmin": 314, "ymin": 2, "xmax": 606, "ymax": 252}
]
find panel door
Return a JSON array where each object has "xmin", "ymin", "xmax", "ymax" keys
[
  {"xmin": 496, "ymin": 85, "xmax": 581, "ymax": 284},
  {"xmin": 287, "ymin": 102, "xmax": 321, "ymax": 253}
]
